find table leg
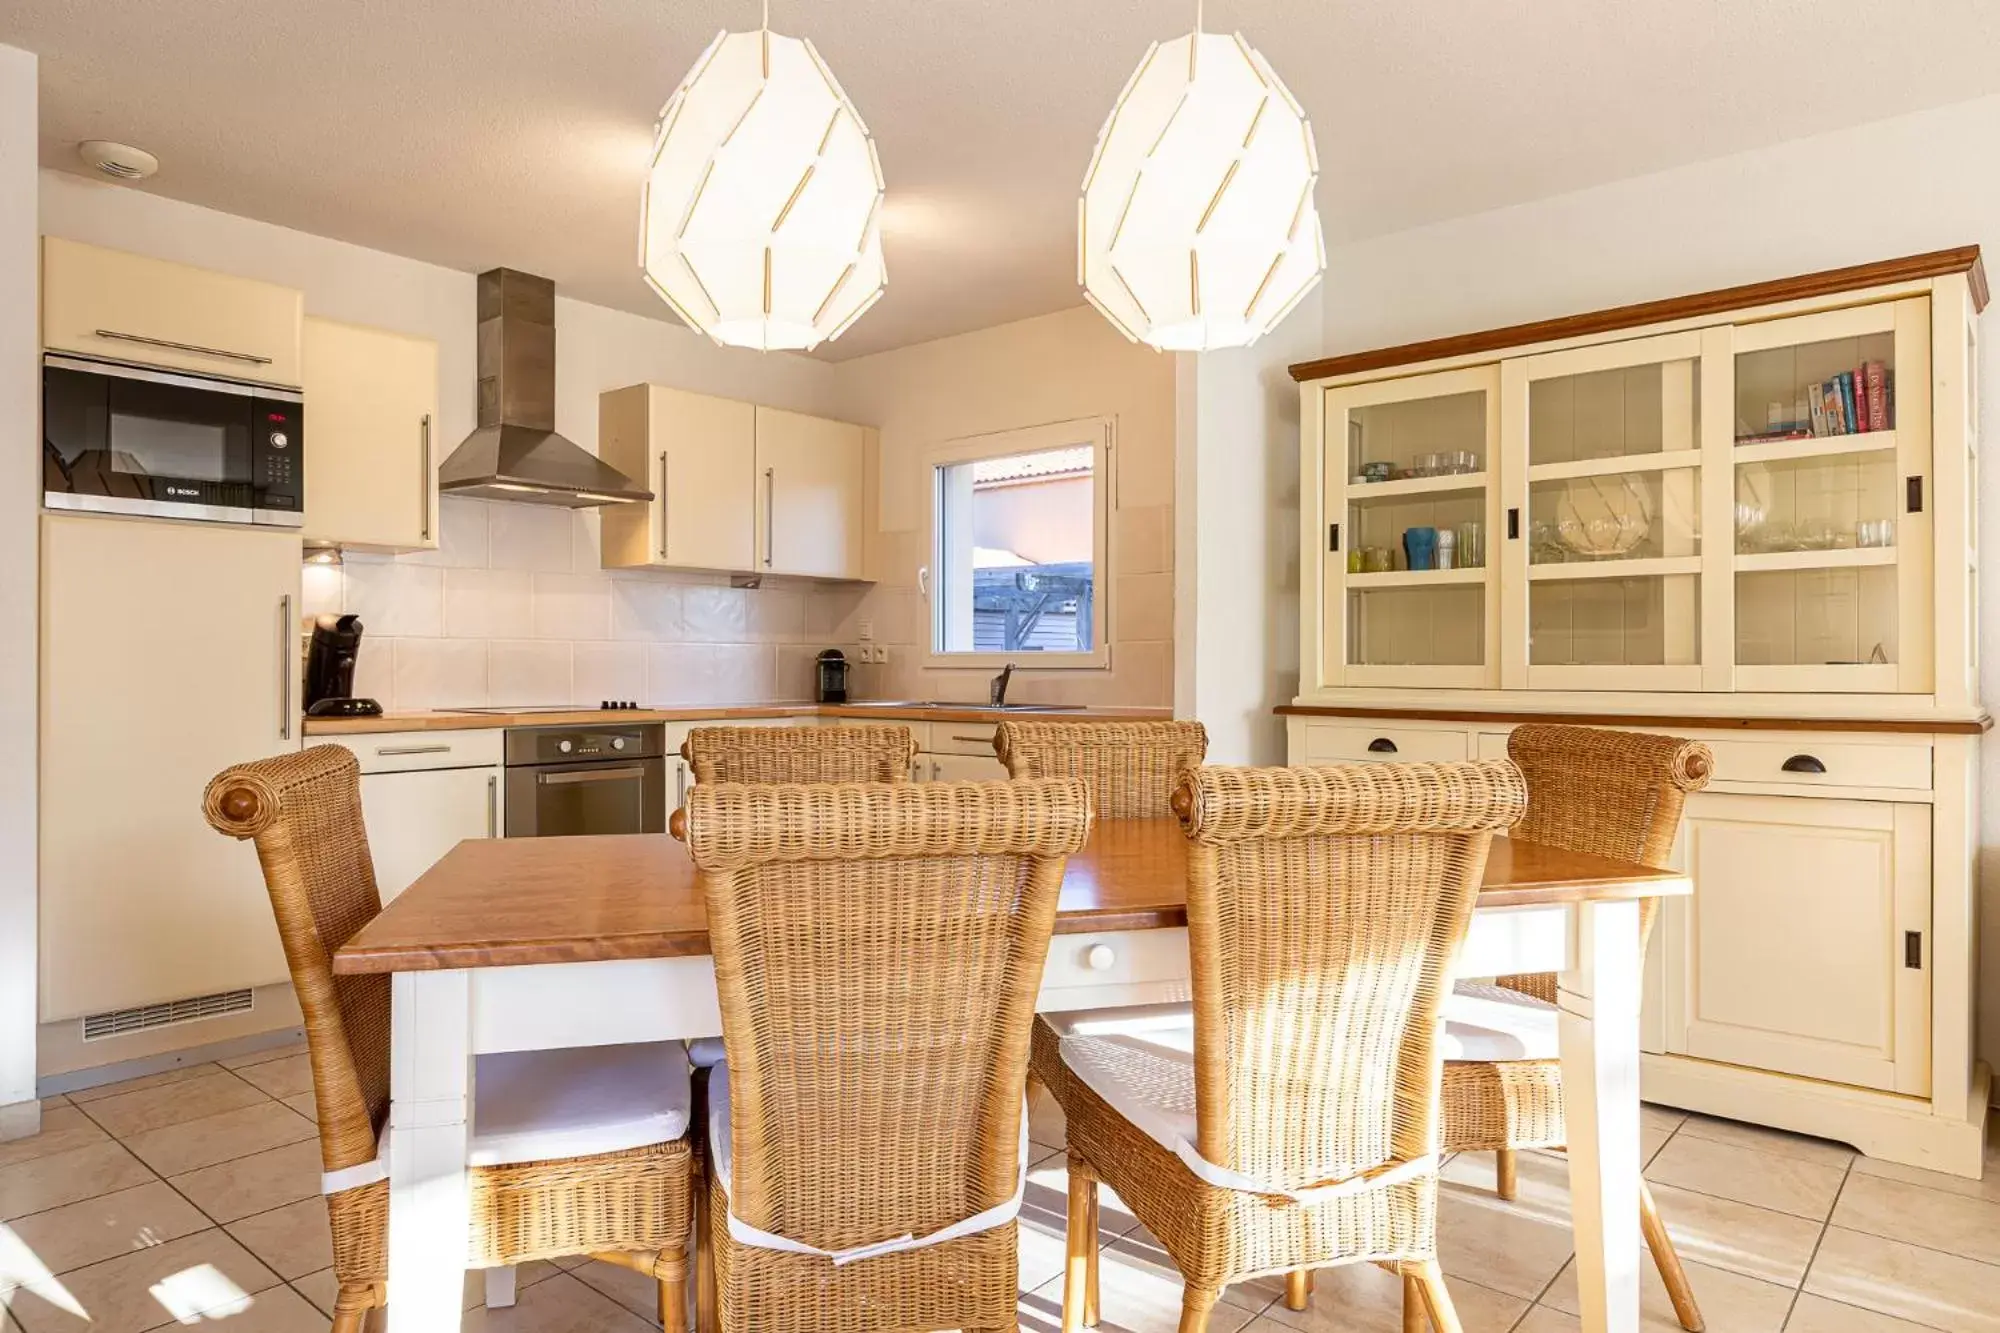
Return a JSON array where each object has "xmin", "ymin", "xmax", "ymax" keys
[
  {"xmin": 1560, "ymin": 899, "xmax": 1643, "ymax": 1333},
  {"xmin": 387, "ymin": 970, "xmax": 473, "ymax": 1333}
]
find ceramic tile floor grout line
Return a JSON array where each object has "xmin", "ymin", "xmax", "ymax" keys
[{"xmin": 1780, "ymin": 1154, "xmax": 1856, "ymax": 1330}]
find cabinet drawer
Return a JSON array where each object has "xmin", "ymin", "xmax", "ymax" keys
[
  {"xmin": 1705, "ymin": 738, "xmax": 1931, "ymax": 791},
  {"xmin": 1041, "ymin": 928, "xmax": 1190, "ymax": 994},
  {"xmin": 323, "ymin": 730, "xmax": 503, "ymax": 774},
  {"xmin": 43, "ymin": 237, "xmax": 304, "ymax": 387},
  {"xmin": 931, "ymin": 722, "xmax": 999, "ymax": 756},
  {"xmin": 1300, "ymin": 722, "xmax": 1469, "ymax": 764}
]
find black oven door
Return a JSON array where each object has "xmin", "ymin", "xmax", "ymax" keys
[
  {"xmin": 505, "ymin": 757, "xmax": 667, "ymax": 838},
  {"xmin": 42, "ymin": 356, "xmax": 303, "ymax": 526}
]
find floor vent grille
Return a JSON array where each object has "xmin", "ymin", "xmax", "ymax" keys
[{"xmin": 82, "ymin": 989, "xmax": 255, "ymax": 1041}]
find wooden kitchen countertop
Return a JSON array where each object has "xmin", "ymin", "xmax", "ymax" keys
[
  {"xmin": 332, "ymin": 821, "xmax": 1689, "ymax": 974},
  {"xmin": 303, "ymin": 702, "xmax": 1173, "ymax": 736}
]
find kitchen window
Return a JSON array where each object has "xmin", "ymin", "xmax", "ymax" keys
[{"xmin": 923, "ymin": 418, "xmax": 1112, "ymax": 668}]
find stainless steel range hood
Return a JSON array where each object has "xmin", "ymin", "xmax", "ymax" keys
[{"xmin": 437, "ymin": 268, "xmax": 653, "ymax": 508}]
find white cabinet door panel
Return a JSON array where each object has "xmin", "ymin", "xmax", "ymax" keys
[
  {"xmin": 302, "ymin": 316, "xmax": 440, "ymax": 551},
  {"xmin": 924, "ymin": 753, "xmax": 1007, "ymax": 782},
  {"xmin": 360, "ymin": 766, "xmax": 500, "ymax": 901},
  {"xmin": 755, "ymin": 407, "xmax": 864, "ymax": 579}
]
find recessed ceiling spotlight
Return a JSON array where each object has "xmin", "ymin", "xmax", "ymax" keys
[{"xmin": 77, "ymin": 140, "xmax": 158, "ymax": 182}]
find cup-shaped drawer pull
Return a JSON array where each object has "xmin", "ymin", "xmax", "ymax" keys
[
  {"xmin": 1366, "ymin": 737, "xmax": 1398, "ymax": 754},
  {"xmin": 1781, "ymin": 754, "xmax": 1828, "ymax": 775},
  {"xmin": 1083, "ymin": 944, "xmax": 1117, "ymax": 971}
]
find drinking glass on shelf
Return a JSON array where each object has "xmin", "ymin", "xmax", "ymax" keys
[
  {"xmin": 1457, "ymin": 521, "xmax": 1484, "ymax": 568},
  {"xmin": 1856, "ymin": 518, "xmax": 1895, "ymax": 548}
]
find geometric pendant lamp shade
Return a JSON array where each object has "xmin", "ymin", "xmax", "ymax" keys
[
  {"xmin": 640, "ymin": 28, "xmax": 887, "ymax": 351},
  {"xmin": 1080, "ymin": 31, "xmax": 1324, "ymax": 352}
]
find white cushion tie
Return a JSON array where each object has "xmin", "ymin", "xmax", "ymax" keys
[{"xmin": 708, "ymin": 1065, "xmax": 1028, "ymax": 1266}]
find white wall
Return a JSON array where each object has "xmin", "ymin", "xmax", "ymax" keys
[
  {"xmin": 1240, "ymin": 91, "xmax": 2000, "ymax": 1077},
  {"xmin": 0, "ymin": 45, "xmax": 39, "ymax": 1138}
]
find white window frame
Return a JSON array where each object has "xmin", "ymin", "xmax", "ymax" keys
[{"xmin": 919, "ymin": 416, "xmax": 1114, "ymax": 671}]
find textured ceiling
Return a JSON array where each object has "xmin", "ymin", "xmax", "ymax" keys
[{"xmin": 8, "ymin": 1, "xmax": 2000, "ymax": 359}]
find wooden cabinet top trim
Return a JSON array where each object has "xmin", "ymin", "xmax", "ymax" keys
[
  {"xmin": 1288, "ymin": 246, "xmax": 1987, "ymax": 383},
  {"xmin": 1277, "ymin": 702, "xmax": 1992, "ymax": 736}
]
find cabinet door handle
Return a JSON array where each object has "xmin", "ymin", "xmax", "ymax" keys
[
  {"xmin": 93, "ymin": 327, "xmax": 273, "ymax": 366},
  {"xmin": 1780, "ymin": 754, "xmax": 1827, "ymax": 774},
  {"xmin": 675, "ymin": 764, "xmax": 687, "ymax": 808},
  {"xmin": 1366, "ymin": 737, "xmax": 1398, "ymax": 754},
  {"xmin": 487, "ymin": 774, "xmax": 498, "ymax": 837},
  {"xmin": 668, "ymin": 454, "xmax": 684, "ymax": 556},
  {"xmin": 277, "ymin": 595, "xmax": 294, "ymax": 741},
  {"xmin": 419, "ymin": 414, "xmax": 432, "ymax": 540},
  {"xmin": 375, "ymin": 743, "xmax": 452, "ymax": 757},
  {"xmin": 536, "ymin": 765, "xmax": 649, "ymax": 786},
  {"xmin": 950, "ymin": 733, "xmax": 995, "ymax": 743},
  {"xmin": 1507, "ymin": 508, "xmax": 1520, "ymax": 540},
  {"xmin": 763, "ymin": 467, "xmax": 775, "ymax": 567},
  {"xmin": 1906, "ymin": 475, "xmax": 1924, "ymax": 513},
  {"xmin": 1904, "ymin": 930, "xmax": 1923, "ymax": 969},
  {"xmin": 1328, "ymin": 522, "xmax": 1340, "ymax": 553}
]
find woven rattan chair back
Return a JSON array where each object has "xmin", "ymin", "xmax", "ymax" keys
[
  {"xmin": 203, "ymin": 745, "xmax": 389, "ymax": 1186},
  {"xmin": 686, "ymin": 778, "xmax": 1091, "ymax": 1251},
  {"xmin": 1178, "ymin": 761, "xmax": 1526, "ymax": 1189},
  {"xmin": 683, "ymin": 723, "xmax": 917, "ymax": 785},
  {"xmin": 994, "ymin": 719, "xmax": 1208, "ymax": 819},
  {"xmin": 1506, "ymin": 724, "xmax": 1712, "ymax": 870}
]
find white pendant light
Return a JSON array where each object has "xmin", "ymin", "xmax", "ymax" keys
[
  {"xmin": 1079, "ymin": 4, "xmax": 1324, "ymax": 351},
  {"xmin": 639, "ymin": 4, "xmax": 886, "ymax": 351}
]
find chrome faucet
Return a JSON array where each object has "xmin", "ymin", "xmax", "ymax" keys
[{"xmin": 989, "ymin": 661, "xmax": 1016, "ymax": 707}]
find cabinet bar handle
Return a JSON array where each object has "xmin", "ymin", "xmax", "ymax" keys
[
  {"xmin": 375, "ymin": 743, "xmax": 452, "ymax": 757},
  {"xmin": 93, "ymin": 327, "xmax": 273, "ymax": 366},
  {"xmin": 763, "ymin": 468, "xmax": 775, "ymax": 567},
  {"xmin": 1904, "ymin": 930, "xmax": 1923, "ymax": 969},
  {"xmin": 419, "ymin": 414, "xmax": 432, "ymax": 540},
  {"xmin": 1366, "ymin": 737, "xmax": 1398, "ymax": 754},
  {"xmin": 1780, "ymin": 754, "xmax": 1827, "ymax": 774},
  {"xmin": 675, "ymin": 764, "xmax": 687, "ymax": 808},
  {"xmin": 668, "ymin": 452, "xmax": 684, "ymax": 556},
  {"xmin": 950, "ymin": 733, "xmax": 994, "ymax": 743},
  {"xmin": 487, "ymin": 774, "xmax": 498, "ymax": 837},
  {"xmin": 536, "ymin": 766, "xmax": 648, "ymax": 786},
  {"xmin": 277, "ymin": 595, "xmax": 294, "ymax": 741},
  {"xmin": 1906, "ymin": 475, "xmax": 1924, "ymax": 513}
]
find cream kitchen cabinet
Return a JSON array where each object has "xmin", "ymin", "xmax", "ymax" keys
[
  {"xmin": 41, "ymin": 236, "xmax": 304, "ymax": 387},
  {"xmin": 921, "ymin": 752, "xmax": 1008, "ymax": 782},
  {"xmin": 301, "ymin": 316, "xmax": 440, "ymax": 552},
  {"xmin": 320, "ymin": 730, "xmax": 501, "ymax": 900},
  {"xmin": 754, "ymin": 407, "xmax": 866, "ymax": 580},
  {"xmin": 40, "ymin": 514, "xmax": 302, "ymax": 1022},
  {"xmin": 600, "ymin": 385, "xmax": 758, "ymax": 573}
]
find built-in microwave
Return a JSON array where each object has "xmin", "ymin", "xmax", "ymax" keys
[{"xmin": 42, "ymin": 354, "xmax": 303, "ymax": 527}]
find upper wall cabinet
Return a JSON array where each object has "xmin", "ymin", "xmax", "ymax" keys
[
  {"xmin": 1299, "ymin": 253, "xmax": 1979, "ymax": 703},
  {"xmin": 301, "ymin": 316, "xmax": 441, "ymax": 552},
  {"xmin": 42, "ymin": 237, "xmax": 304, "ymax": 388},
  {"xmin": 600, "ymin": 386, "xmax": 873, "ymax": 581}
]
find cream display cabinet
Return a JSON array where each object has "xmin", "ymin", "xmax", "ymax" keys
[{"xmin": 1286, "ymin": 249, "xmax": 1989, "ymax": 1177}]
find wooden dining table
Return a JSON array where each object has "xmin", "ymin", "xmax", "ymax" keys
[{"xmin": 333, "ymin": 820, "xmax": 1690, "ymax": 1333}]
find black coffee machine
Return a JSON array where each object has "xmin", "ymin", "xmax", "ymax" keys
[
  {"xmin": 305, "ymin": 614, "xmax": 383, "ymax": 717},
  {"xmin": 815, "ymin": 648, "xmax": 849, "ymax": 704}
]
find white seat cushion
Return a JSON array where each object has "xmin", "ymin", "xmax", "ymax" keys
[
  {"xmin": 1442, "ymin": 982, "xmax": 1559, "ymax": 1063},
  {"xmin": 686, "ymin": 1037, "xmax": 726, "ymax": 1069},
  {"xmin": 468, "ymin": 1041, "xmax": 691, "ymax": 1168}
]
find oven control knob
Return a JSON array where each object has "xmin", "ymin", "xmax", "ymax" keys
[
  {"xmin": 611, "ymin": 737, "xmax": 627, "ymax": 751},
  {"xmin": 557, "ymin": 739, "xmax": 574, "ymax": 754},
  {"xmin": 269, "ymin": 431, "xmax": 289, "ymax": 449}
]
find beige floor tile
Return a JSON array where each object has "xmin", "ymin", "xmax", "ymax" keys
[
  {"xmin": 221, "ymin": 1043, "xmax": 309, "ymax": 1072},
  {"xmin": 1018, "ymin": 1210, "xmax": 1075, "ymax": 1293},
  {"xmin": 1786, "ymin": 1292, "xmax": 1944, "ymax": 1332},
  {"xmin": 1642, "ymin": 1180, "xmax": 1823, "ymax": 1287},
  {"xmin": 4, "ymin": 1181, "xmax": 209, "ymax": 1275},
  {"xmin": 281, "ymin": 1094, "xmax": 319, "ymax": 1124},
  {"xmin": 1541, "ymin": 1253, "xmax": 1793, "ymax": 1331},
  {"xmin": 169, "ymin": 1141, "xmax": 323, "ymax": 1224},
  {"xmin": 186, "ymin": 1282, "xmax": 331, "ymax": 1331},
  {"xmin": 120, "ymin": 1101, "xmax": 316, "ymax": 1178},
  {"xmin": 1023, "ymin": 1238, "xmax": 1263, "ymax": 1333},
  {"xmin": 1029, "ymin": 1093, "xmax": 1066, "ymax": 1152},
  {"xmin": 1849, "ymin": 1136, "xmax": 2000, "ymax": 1206},
  {"xmin": 291, "ymin": 1267, "xmax": 339, "ymax": 1318},
  {"xmin": 565, "ymin": 1257, "xmax": 669, "ymax": 1322},
  {"xmin": 1644, "ymin": 1133, "xmax": 1847, "ymax": 1220},
  {"xmin": 233, "ymin": 1056, "xmax": 314, "ymax": 1102},
  {"xmin": 1804, "ymin": 1225, "xmax": 2000, "ymax": 1332},
  {"xmin": 1511, "ymin": 1306, "xmax": 1581, "ymax": 1332},
  {"xmin": 1092, "ymin": 1228, "xmax": 1275, "ymax": 1314},
  {"xmin": 1831, "ymin": 1172, "xmax": 2000, "ymax": 1266},
  {"xmin": 4, "ymin": 1227, "xmax": 281, "ymax": 1333},
  {"xmin": 65, "ymin": 1064, "xmax": 226, "ymax": 1106},
  {"xmin": 1641, "ymin": 1103, "xmax": 1688, "ymax": 1136},
  {"xmin": 0, "ymin": 1143, "xmax": 154, "ymax": 1222},
  {"xmin": 0, "ymin": 1109, "xmax": 109, "ymax": 1174},
  {"xmin": 1255, "ymin": 1262, "xmax": 1527, "ymax": 1333},
  {"xmin": 225, "ymin": 1198, "xmax": 333, "ymax": 1280},
  {"xmin": 1433, "ymin": 1154, "xmax": 1577, "ymax": 1301},
  {"xmin": 458, "ymin": 1271, "xmax": 656, "ymax": 1331},
  {"xmin": 76, "ymin": 1071, "xmax": 269, "ymax": 1140},
  {"xmin": 1674, "ymin": 1114, "xmax": 1855, "ymax": 1170}
]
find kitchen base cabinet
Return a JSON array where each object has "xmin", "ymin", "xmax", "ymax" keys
[
  {"xmin": 40, "ymin": 514, "xmax": 302, "ymax": 1023},
  {"xmin": 302, "ymin": 316, "xmax": 440, "ymax": 552},
  {"xmin": 321, "ymin": 731, "xmax": 502, "ymax": 900},
  {"xmin": 920, "ymin": 752, "xmax": 1008, "ymax": 782}
]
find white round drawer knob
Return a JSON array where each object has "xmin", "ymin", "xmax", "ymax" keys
[{"xmin": 1083, "ymin": 944, "xmax": 1117, "ymax": 972}]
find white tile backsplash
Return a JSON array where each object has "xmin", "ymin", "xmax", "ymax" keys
[{"xmin": 325, "ymin": 497, "xmax": 849, "ymax": 711}]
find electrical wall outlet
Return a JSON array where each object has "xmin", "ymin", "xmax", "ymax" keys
[{"xmin": 874, "ymin": 645, "xmax": 890, "ymax": 666}]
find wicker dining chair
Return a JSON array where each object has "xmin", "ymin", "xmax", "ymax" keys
[
  {"xmin": 680, "ymin": 777, "xmax": 1092, "ymax": 1333},
  {"xmin": 994, "ymin": 719, "xmax": 1209, "ymax": 818},
  {"xmin": 1048, "ymin": 761, "xmax": 1526, "ymax": 1333},
  {"xmin": 1442, "ymin": 723, "xmax": 1713, "ymax": 1332},
  {"xmin": 683, "ymin": 723, "xmax": 917, "ymax": 785},
  {"xmin": 204, "ymin": 745, "xmax": 694, "ymax": 1333}
]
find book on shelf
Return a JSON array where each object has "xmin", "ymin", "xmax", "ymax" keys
[{"xmin": 1800, "ymin": 362, "xmax": 1893, "ymax": 437}]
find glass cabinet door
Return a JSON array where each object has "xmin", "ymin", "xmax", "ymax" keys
[
  {"xmin": 1321, "ymin": 366, "xmax": 1500, "ymax": 688},
  {"xmin": 1502, "ymin": 331, "xmax": 1714, "ymax": 690},
  {"xmin": 1730, "ymin": 300, "xmax": 1932, "ymax": 691}
]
